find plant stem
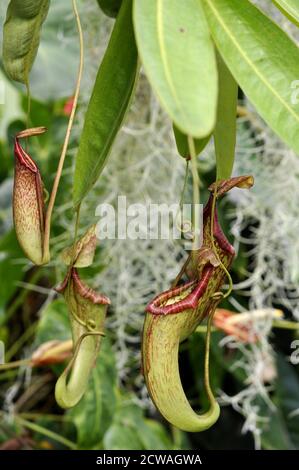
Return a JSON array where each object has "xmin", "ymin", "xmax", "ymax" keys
[
  {"xmin": 195, "ymin": 319, "xmax": 299, "ymax": 334},
  {"xmin": 210, "ymin": 183, "xmax": 233, "ymax": 299},
  {"xmin": 188, "ymin": 136, "xmax": 201, "ymax": 251},
  {"xmin": 0, "ymin": 359, "xmax": 30, "ymax": 370},
  {"xmin": 15, "ymin": 416, "xmax": 77, "ymax": 450},
  {"xmin": 42, "ymin": 0, "xmax": 84, "ymax": 262},
  {"xmin": 0, "ymin": 269, "xmax": 42, "ymax": 327},
  {"xmin": 204, "ymin": 310, "xmax": 216, "ymax": 403},
  {"xmin": 6, "ymin": 321, "xmax": 37, "ymax": 362},
  {"xmin": 273, "ymin": 319, "xmax": 299, "ymax": 330}
]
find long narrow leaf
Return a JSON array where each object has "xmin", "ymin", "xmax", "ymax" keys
[
  {"xmin": 3, "ymin": 0, "xmax": 50, "ymax": 85},
  {"xmin": 133, "ymin": 0, "xmax": 218, "ymax": 138},
  {"xmin": 173, "ymin": 124, "xmax": 211, "ymax": 159},
  {"xmin": 202, "ymin": 0, "xmax": 299, "ymax": 155},
  {"xmin": 73, "ymin": 0, "xmax": 138, "ymax": 206},
  {"xmin": 273, "ymin": 0, "xmax": 299, "ymax": 27},
  {"xmin": 214, "ymin": 51, "xmax": 237, "ymax": 180}
]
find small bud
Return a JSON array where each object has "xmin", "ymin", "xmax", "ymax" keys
[
  {"xmin": 13, "ymin": 128, "xmax": 48, "ymax": 265},
  {"xmin": 31, "ymin": 339, "xmax": 73, "ymax": 366},
  {"xmin": 60, "ymin": 225, "xmax": 97, "ymax": 268}
]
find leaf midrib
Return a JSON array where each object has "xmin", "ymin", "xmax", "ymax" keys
[
  {"xmin": 205, "ymin": 0, "xmax": 299, "ymax": 124},
  {"xmin": 156, "ymin": 0, "xmax": 188, "ymax": 124},
  {"xmin": 276, "ymin": 0, "xmax": 299, "ymax": 21}
]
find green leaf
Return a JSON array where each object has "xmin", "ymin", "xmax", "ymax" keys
[
  {"xmin": 261, "ymin": 354, "xmax": 299, "ymax": 450},
  {"xmin": 73, "ymin": 0, "xmax": 138, "ymax": 206},
  {"xmin": 97, "ymin": 0, "xmax": 122, "ymax": 18},
  {"xmin": 35, "ymin": 299, "xmax": 70, "ymax": 345},
  {"xmin": 29, "ymin": 0, "xmax": 79, "ymax": 101},
  {"xmin": 214, "ymin": 51, "xmax": 237, "ymax": 180},
  {"xmin": 103, "ymin": 401, "xmax": 173, "ymax": 450},
  {"xmin": 0, "ymin": 230, "xmax": 25, "ymax": 318},
  {"xmin": 261, "ymin": 407, "xmax": 296, "ymax": 450},
  {"xmin": 69, "ymin": 339, "xmax": 117, "ymax": 448},
  {"xmin": 275, "ymin": 354, "xmax": 299, "ymax": 448},
  {"xmin": 273, "ymin": 0, "xmax": 299, "ymax": 27},
  {"xmin": 173, "ymin": 124, "xmax": 211, "ymax": 159},
  {"xmin": 103, "ymin": 422, "xmax": 143, "ymax": 450},
  {"xmin": 133, "ymin": 0, "xmax": 217, "ymax": 138},
  {"xmin": 3, "ymin": 0, "xmax": 50, "ymax": 85},
  {"xmin": 202, "ymin": 0, "xmax": 299, "ymax": 156}
]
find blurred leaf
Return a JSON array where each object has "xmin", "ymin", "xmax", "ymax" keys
[
  {"xmin": 142, "ymin": 419, "xmax": 173, "ymax": 450},
  {"xmin": 214, "ymin": 51, "xmax": 237, "ymax": 180},
  {"xmin": 29, "ymin": 0, "xmax": 79, "ymax": 101},
  {"xmin": 104, "ymin": 401, "xmax": 173, "ymax": 450},
  {"xmin": 202, "ymin": 0, "xmax": 299, "ymax": 156},
  {"xmin": 261, "ymin": 354, "xmax": 299, "ymax": 449},
  {"xmin": 35, "ymin": 299, "xmax": 70, "ymax": 345},
  {"xmin": 273, "ymin": 0, "xmax": 299, "ymax": 26},
  {"xmin": 173, "ymin": 125, "xmax": 211, "ymax": 159},
  {"xmin": 73, "ymin": 0, "xmax": 138, "ymax": 205},
  {"xmin": 69, "ymin": 339, "xmax": 117, "ymax": 449},
  {"xmin": 133, "ymin": 0, "xmax": 217, "ymax": 137},
  {"xmin": 103, "ymin": 421, "xmax": 143, "ymax": 450},
  {"xmin": 276, "ymin": 354, "xmax": 299, "ymax": 448},
  {"xmin": 97, "ymin": 0, "xmax": 122, "ymax": 18},
  {"xmin": 0, "ymin": 230, "xmax": 24, "ymax": 317},
  {"xmin": 0, "ymin": 70, "xmax": 24, "ymax": 139},
  {"xmin": 261, "ymin": 407, "xmax": 295, "ymax": 450},
  {"xmin": 3, "ymin": 0, "xmax": 50, "ymax": 84}
]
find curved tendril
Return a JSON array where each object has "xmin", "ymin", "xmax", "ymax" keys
[
  {"xmin": 175, "ymin": 159, "xmax": 190, "ymax": 236},
  {"xmin": 55, "ymin": 331, "xmax": 105, "ymax": 409},
  {"xmin": 210, "ymin": 182, "xmax": 233, "ymax": 299}
]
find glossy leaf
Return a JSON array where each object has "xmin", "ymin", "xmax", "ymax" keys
[
  {"xmin": 97, "ymin": 0, "xmax": 122, "ymax": 18},
  {"xmin": 0, "ymin": 230, "xmax": 25, "ymax": 318},
  {"xmin": 103, "ymin": 402, "xmax": 173, "ymax": 450},
  {"xmin": 261, "ymin": 354, "xmax": 299, "ymax": 450},
  {"xmin": 73, "ymin": 0, "xmax": 138, "ymax": 206},
  {"xmin": 202, "ymin": 0, "xmax": 299, "ymax": 155},
  {"xmin": 173, "ymin": 124, "xmax": 211, "ymax": 159},
  {"xmin": 3, "ymin": 0, "xmax": 50, "ymax": 85},
  {"xmin": 35, "ymin": 299, "xmax": 70, "ymax": 345},
  {"xmin": 214, "ymin": 51, "xmax": 237, "ymax": 180},
  {"xmin": 273, "ymin": 0, "xmax": 299, "ymax": 27},
  {"xmin": 133, "ymin": 0, "xmax": 217, "ymax": 138}
]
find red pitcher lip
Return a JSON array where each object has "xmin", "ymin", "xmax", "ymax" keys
[
  {"xmin": 146, "ymin": 267, "xmax": 213, "ymax": 315},
  {"xmin": 14, "ymin": 138, "xmax": 39, "ymax": 173},
  {"xmin": 146, "ymin": 194, "xmax": 235, "ymax": 316},
  {"xmin": 56, "ymin": 268, "xmax": 111, "ymax": 305}
]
